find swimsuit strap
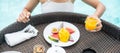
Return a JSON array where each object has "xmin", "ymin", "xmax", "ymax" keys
[
  {"xmin": 48, "ymin": 0, "xmax": 71, "ymax": 2},
  {"xmin": 68, "ymin": 0, "xmax": 72, "ymax": 2}
]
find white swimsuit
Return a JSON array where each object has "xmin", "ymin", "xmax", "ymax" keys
[{"xmin": 41, "ymin": 0, "xmax": 74, "ymax": 13}]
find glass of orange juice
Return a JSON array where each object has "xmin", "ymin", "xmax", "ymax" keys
[{"xmin": 85, "ymin": 17, "xmax": 98, "ymax": 31}]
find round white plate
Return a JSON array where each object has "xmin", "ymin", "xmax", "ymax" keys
[
  {"xmin": 43, "ymin": 21, "xmax": 80, "ymax": 47},
  {"xmin": 46, "ymin": 46, "xmax": 66, "ymax": 53},
  {"xmin": 1, "ymin": 51, "xmax": 21, "ymax": 53}
]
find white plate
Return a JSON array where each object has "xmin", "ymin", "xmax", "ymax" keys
[
  {"xmin": 46, "ymin": 46, "xmax": 66, "ymax": 53},
  {"xmin": 1, "ymin": 51, "xmax": 21, "ymax": 53},
  {"xmin": 43, "ymin": 21, "xmax": 80, "ymax": 47}
]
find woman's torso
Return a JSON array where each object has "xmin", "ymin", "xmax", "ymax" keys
[{"xmin": 40, "ymin": 0, "xmax": 74, "ymax": 13}]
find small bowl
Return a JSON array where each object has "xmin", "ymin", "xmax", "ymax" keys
[
  {"xmin": 33, "ymin": 44, "xmax": 45, "ymax": 53},
  {"xmin": 82, "ymin": 48, "xmax": 96, "ymax": 53}
]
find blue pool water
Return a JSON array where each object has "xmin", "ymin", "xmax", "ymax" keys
[{"xmin": 0, "ymin": 0, "xmax": 120, "ymax": 30}]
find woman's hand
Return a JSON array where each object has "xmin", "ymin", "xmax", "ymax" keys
[
  {"xmin": 17, "ymin": 9, "xmax": 31, "ymax": 23},
  {"xmin": 85, "ymin": 15, "xmax": 102, "ymax": 32}
]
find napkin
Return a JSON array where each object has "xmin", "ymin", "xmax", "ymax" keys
[{"xmin": 5, "ymin": 25, "xmax": 38, "ymax": 46}]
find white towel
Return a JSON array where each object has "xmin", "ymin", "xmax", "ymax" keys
[{"xmin": 5, "ymin": 25, "xmax": 38, "ymax": 46}]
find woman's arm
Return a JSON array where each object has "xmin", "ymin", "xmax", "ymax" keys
[
  {"xmin": 82, "ymin": 0, "xmax": 106, "ymax": 18},
  {"xmin": 17, "ymin": 0, "xmax": 40, "ymax": 23},
  {"xmin": 82, "ymin": 0, "xmax": 106, "ymax": 32},
  {"xmin": 24, "ymin": 0, "xmax": 39, "ymax": 12}
]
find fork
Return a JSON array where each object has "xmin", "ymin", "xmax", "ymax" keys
[{"xmin": 58, "ymin": 22, "xmax": 64, "ymax": 31}]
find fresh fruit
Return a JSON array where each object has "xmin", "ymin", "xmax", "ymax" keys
[
  {"xmin": 48, "ymin": 36, "xmax": 58, "ymax": 42},
  {"xmin": 66, "ymin": 27, "xmax": 75, "ymax": 34},
  {"xmin": 51, "ymin": 34, "xmax": 59, "ymax": 39},
  {"xmin": 49, "ymin": 26, "xmax": 75, "ymax": 43},
  {"xmin": 52, "ymin": 28, "xmax": 58, "ymax": 34},
  {"xmin": 59, "ymin": 28, "xmax": 70, "ymax": 42}
]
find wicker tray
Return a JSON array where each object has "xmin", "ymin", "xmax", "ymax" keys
[{"xmin": 0, "ymin": 12, "xmax": 120, "ymax": 53}]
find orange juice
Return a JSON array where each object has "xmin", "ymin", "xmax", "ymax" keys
[{"xmin": 85, "ymin": 17, "xmax": 98, "ymax": 30}]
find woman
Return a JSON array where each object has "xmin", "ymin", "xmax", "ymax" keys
[{"xmin": 17, "ymin": 0, "xmax": 106, "ymax": 32}]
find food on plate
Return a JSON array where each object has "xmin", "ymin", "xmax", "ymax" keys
[
  {"xmin": 48, "ymin": 35, "xmax": 59, "ymax": 42},
  {"xmin": 48, "ymin": 36, "xmax": 58, "ymax": 42},
  {"xmin": 52, "ymin": 28, "xmax": 58, "ymax": 34},
  {"xmin": 48, "ymin": 26, "xmax": 75, "ymax": 43},
  {"xmin": 65, "ymin": 27, "xmax": 75, "ymax": 34},
  {"xmin": 51, "ymin": 34, "xmax": 59, "ymax": 39},
  {"xmin": 59, "ymin": 28, "xmax": 70, "ymax": 42},
  {"xmin": 48, "ymin": 33, "xmax": 59, "ymax": 42}
]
